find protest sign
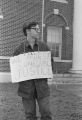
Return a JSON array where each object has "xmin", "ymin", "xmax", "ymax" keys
[{"xmin": 10, "ymin": 51, "xmax": 53, "ymax": 83}]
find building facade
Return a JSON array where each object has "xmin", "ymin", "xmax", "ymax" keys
[{"xmin": 0, "ymin": 0, "xmax": 74, "ymax": 74}]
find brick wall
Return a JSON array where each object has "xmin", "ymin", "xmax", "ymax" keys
[
  {"xmin": 0, "ymin": 0, "xmax": 42, "ymax": 72},
  {"xmin": 0, "ymin": 0, "xmax": 73, "ymax": 72},
  {"xmin": 43, "ymin": 0, "xmax": 74, "ymax": 73},
  {"xmin": 1, "ymin": 0, "xmax": 42, "ymax": 56}
]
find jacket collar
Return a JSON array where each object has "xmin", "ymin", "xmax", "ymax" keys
[{"xmin": 25, "ymin": 39, "xmax": 39, "ymax": 47}]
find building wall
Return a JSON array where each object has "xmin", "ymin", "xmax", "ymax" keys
[
  {"xmin": 43, "ymin": 0, "xmax": 73, "ymax": 73},
  {"xmin": 0, "ymin": 0, "xmax": 42, "ymax": 72},
  {"xmin": 0, "ymin": 0, "xmax": 74, "ymax": 73}
]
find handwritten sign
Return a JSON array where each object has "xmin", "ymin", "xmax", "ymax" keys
[{"xmin": 10, "ymin": 51, "xmax": 53, "ymax": 83}]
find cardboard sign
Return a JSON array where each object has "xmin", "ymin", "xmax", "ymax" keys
[{"xmin": 10, "ymin": 51, "xmax": 53, "ymax": 83}]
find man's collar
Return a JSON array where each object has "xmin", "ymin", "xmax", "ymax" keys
[{"xmin": 25, "ymin": 39, "xmax": 39, "ymax": 46}]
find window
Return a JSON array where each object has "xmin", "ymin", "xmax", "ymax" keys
[{"xmin": 47, "ymin": 26, "xmax": 62, "ymax": 59}]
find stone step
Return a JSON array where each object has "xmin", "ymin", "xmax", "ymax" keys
[
  {"xmin": 48, "ymin": 74, "xmax": 82, "ymax": 84},
  {"xmin": 53, "ymin": 73, "xmax": 82, "ymax": 78}
]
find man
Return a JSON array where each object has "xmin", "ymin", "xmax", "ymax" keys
[{"xmin": 14, "ymin": 22, "xmax": 52, "ymax": 120}]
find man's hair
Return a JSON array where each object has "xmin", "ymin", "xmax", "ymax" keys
[{"xmin": 23, "ymin": 21, "xmax": 39, "ymax": 36}]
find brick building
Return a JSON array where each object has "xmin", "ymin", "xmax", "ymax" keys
[{"xmin": 0, "ymin": 0, "xmax": 74, "ymax": 76}]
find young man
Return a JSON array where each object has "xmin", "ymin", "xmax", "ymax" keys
[{"xmin": 14, "ymin": 22, "xmax": 52, "ymax": 120}]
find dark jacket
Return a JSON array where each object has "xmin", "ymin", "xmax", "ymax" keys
[
  {"xmin": 14, "ymin": 40, "xmax": 50, "ymax": 56},
  {"xmin": 13, "ymin": 40, "xmax": 53, "ymax": 99}
]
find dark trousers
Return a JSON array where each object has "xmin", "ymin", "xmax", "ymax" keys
[
  {"xmin": 22, "ymin": 96, "xmax": 52, "ymax": 120},
  {"xmin": 19, "ymin": 79, "xmax": 52, "ymax": 120}
]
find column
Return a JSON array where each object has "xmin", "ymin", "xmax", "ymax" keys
[{"xmin": 72, "ymin": 0, "xmax": 82, "ymax": 73}]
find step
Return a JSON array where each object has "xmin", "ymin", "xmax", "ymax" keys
[{"xmin": 48, "ymin": 74, "xmax": 82, "ymax": 84}]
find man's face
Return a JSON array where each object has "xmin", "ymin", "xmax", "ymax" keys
[{"xmin": 30, "ymin": 24, "xmax": 40, "ymax": 39}]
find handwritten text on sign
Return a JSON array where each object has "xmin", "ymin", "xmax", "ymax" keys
[{"xmin": 10, "ymin": 51, "xmax": 53, "ymax": 83}]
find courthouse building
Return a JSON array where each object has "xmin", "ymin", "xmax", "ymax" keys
[{"xmin": 0, "ymin": 0, "xmax": 74, "ymax": 81}]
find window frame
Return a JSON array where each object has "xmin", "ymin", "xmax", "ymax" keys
[{"xmin": 47, "ymin": 26, "xmax": 62, "ymax": 60}]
